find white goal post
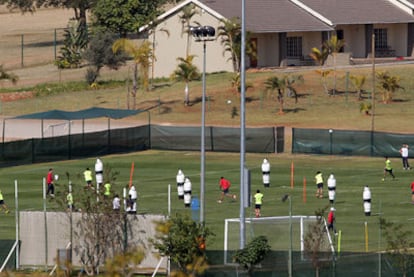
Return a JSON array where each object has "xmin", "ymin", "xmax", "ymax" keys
[{"xmin": 224, "ymin": 216, "xmax": 335, "ymax": 264}]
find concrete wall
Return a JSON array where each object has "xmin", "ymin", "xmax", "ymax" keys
[{"xmin": 19, "ymin": 211, "xmax": 166, "ymax": 271}]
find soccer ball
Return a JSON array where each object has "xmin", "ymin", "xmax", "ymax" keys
[
  {"xmin": 233, "ymin": 194, "xmax": 237, "ymax": 200},
  {"xmin": 226, "ymin": 100, "xmax": 232, "ymax": 104}
]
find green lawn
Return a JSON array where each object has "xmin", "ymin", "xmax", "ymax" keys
[{"xmin": 0, "ymin": 150, "xmax": 411, "ymax": 253}]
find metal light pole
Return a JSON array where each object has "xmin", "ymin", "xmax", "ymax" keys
[
  {"xmin": 282, "ymin": 194, "xmax": 293, "ymax": 277},
  {"xmin": 190, "ymin": 26, "xmax": 215, "ymax": 224}
]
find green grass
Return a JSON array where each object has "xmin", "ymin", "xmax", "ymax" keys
[{"xmin": 0, "ymin": 150, "xmax": 412, "ymax": 254}]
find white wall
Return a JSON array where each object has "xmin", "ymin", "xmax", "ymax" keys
[{"xmin": 150, "ymin": 7, "xmax": 234, "ymax": 78}]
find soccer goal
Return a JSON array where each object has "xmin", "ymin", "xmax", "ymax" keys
[
  {"xmin": 223, "ymin": 216, "xmax": 335, "ymax": 264},
  {"xmin": 43, "ymin": 121, "xmax": 73, "ymax": 137}
]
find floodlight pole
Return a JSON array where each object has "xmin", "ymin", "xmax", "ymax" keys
[
  {"xmin": 282, "ymin": 194, "xmax": 293, "ymax": 277},
  {"xmin": 239, "ymin": 0, "xmax": 247, "ymax": 250},
  {"xmin": 200, "ymin": 40, "xmax": 207, "ymax": 224},
  {"xmin": 190, "ymin": 26, "xmax": 215, "ymax": 224}
]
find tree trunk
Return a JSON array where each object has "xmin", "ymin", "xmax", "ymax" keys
[
  {"xmin": 132, "ymin": 64, "xmax": 138, "ymax": 110},
  {"xmin": 184, "ymin": 83, "xmax": 189, "ymax": 106}
]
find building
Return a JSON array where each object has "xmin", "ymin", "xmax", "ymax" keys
[{"xmin": 141, "ymin": 0, "xmax": 414, "ymax": 78}]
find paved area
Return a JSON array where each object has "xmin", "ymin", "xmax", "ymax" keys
[{"xmin": 0, "ymin": 117, "xmax": 142, "ymax": 142}]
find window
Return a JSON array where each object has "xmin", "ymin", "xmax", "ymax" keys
[
  {"xmin": 286, "ymin": 36, "xmax": 302, "ymax": 57},
  {"xmin": 374, "ymin": 28, "xmax": 388, "ymax": 49}
]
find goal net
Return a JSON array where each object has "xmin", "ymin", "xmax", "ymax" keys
[
  {"xmin": 43, "ymin": 121, "xmax": 73, "ymax": 137},
  {"xmin": 223, "ymin": 215, "xmax": 335, "ymax": 264}
]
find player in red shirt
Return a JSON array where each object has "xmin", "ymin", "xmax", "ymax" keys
[
  {"xmin": 46, "ymin": 168, "xmax": 55, "ymax": 197},
  {"xmin": 327, "ymin": 207, "xmax": 337, "ymax": 235},
  {"xmin": 411, "ymin": 181, "xmax": 414, "ymax": 204},
  {"xmin": 217, "ymin": 177, "xmax": 237, "ymax": 203}
]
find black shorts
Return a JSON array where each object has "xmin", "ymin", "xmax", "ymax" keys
[
  {"xmin": 0, "ymin": 200, "xmax": 4, "ymax": 205},
  {"xmin": 317, "ymin": 183, "xmax": 323, "ymax": 189},
  {"xmin": 255, "ymin": 204, "xmax": 261, "ymax": 209},
  {"xmin": 222, "ymin": 188, "xmax": 229, "ymax": 194}
]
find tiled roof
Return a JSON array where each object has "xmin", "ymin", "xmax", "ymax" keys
[
  {"xmin": 297, "ymin": 0, "xmax": 414, "ymax": 25},
  {"xmin": 201, "ymin": 0, "xmax": 333, "ymax": 33}
]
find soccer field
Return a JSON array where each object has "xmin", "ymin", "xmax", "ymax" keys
[{"xmin": 0, "ymin": 150, "xmax": 412, "ymax": 253}]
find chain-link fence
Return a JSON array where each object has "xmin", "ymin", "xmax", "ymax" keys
[{"xmin": 0, "ymin": 28, "xmax": 67, "ymax": 69}]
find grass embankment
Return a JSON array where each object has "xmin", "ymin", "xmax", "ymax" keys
[{"xmin": 1, "ymin": 63, "xmax": 414, "ymax": 133}]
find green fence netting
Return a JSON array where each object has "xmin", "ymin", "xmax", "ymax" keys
[
  {"xmin": 0, "ymin": 240, "xmax": 18, "ymax": 270},
  {"xmin": 292, "ymin": 128, "xmax": 414, "ymax": 157},
  {"xmin": 199, "ymin": 251, "xmax": 410, "ymax": 276},
  {"xmin": 0, "ymin": 125, "xmax": 283, "ymax": 167}
]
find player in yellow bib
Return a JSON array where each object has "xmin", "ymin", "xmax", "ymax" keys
[
  {"xmin": 254, "ymin": 190, "xmax": 264, "ymax": 218},
  {"xmin": 315, "ymin": 171, "xmax": 324, "ymax": 198},
  {"xmin": 383, "ymin": 156, "xmax": 395, "ymax": 181}
]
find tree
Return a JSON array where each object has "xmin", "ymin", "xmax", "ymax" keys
[
  {"xmin": 324, "ymin": 35, "xmax": 345, "ymax": 95},
  {"xmin": 83, "ymin": 31, "xmax": 128, "ymax": 84},
  {"xmin": 231, "ymin": 72, "xmax": 253, "ymax": 94},
  {"xmin": 55, "ymin": 19, "xmax": 89, "ymax": 69},
  {"xmin": 0, "ymin": 65, "xmax": 18, "ymax": 84},
  {"xmin": 170, "ymin": 55, "xmax": 200, "ymax": 106},
  {"xmin": 380, "ymin": 218, "xmax": 414, "ymax": 277},
  {"xmin": 112, "ymin": 39, "xmax": 154, "ymax": 108},
  {"xmin": 178, "ymin": 3, "xmax": 199, "ymax": 58},
  {"xmin": 309, "ymin": 46, "xmax": 330, "ymax": 94},
  {"xmin": 233, "ymin": 235, "xmax": 271, "ymax": 275},
  {"xmin": 264, "ymin": 74, "xmax": 304, "ymax": 115},
  {"xmin": 217, "ymin": 17, "xmax": 256, "ymax": 73},
  {"xmin": 146, "ymin": 21, "xmax": 170, "ymax": 90},
  {"xmin": 152, "ymin": 213, "xmax": 213, "ymax": 276},
  {"xmin": 376, "ymin": 71, "xmax": 404, "ymax": 104},
  {"xmin": 349, "ymin": 74, "xmax": 367, "ymax": 100},
  {"xmin": 91, "ymin": 0, "xmax": 169, "ymax": 38},
  {"xmin": 304, "ymin": 206, "xmax": 331, "ymax": 277},
  {"xmin": 0, "ymin": 0, "xmax": 93, "ymax": 29}
]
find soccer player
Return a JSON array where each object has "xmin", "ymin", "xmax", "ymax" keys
[
  {"xmin": 383, "ymin": 156, "xmax": 395, "ymax": 181},
  {"xmin": 411, "ymin": 182, "xmax": 414, "ymax": 204},
  {"xmin": 400, "ymin": 144, "xmax": 411, "ymax": 170},
  {"xmin": 315, "ymin": 171, "xmax": 324, "ymax": 199},
  {"xmin": 254, "ymin": 189, "xmax": 264, "ymax": 217},
  {"xmin": 0, "ymin": 189, "xmax": 10, "ymax": 214},
  {"xmin": 217, "ymin": 177, "xmax": 236, "ymax": 203},
  {"xmin": 84, "ymin": 167, "xmax": 93, "ymax": 188},
  {"xmin": 46, "ymin": 168, "xmax": 55, "ymax": 197},
  {"xmin": 327, "ymin": 207, "xmax": 337, "ymax": 235}
]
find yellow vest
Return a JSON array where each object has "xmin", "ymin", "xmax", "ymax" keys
[
  {"xmin": 84, "ymin": 170, "xmax": 92, "ymax": 182},
  {"xmin": 315, "ymin": 173, "xmax": 323, "ymax": 184},
  {"xmin": 254, "ymin": 193, "xmax": 264, "ymax": 205},
  {"xmin": 104, "ymin": 183, "xmax": 111, "ymax": 196}
]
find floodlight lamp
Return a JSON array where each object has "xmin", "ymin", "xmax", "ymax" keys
[{"xmin": 202, "ymin": 26, "xmax": 215, "ymax": 37}]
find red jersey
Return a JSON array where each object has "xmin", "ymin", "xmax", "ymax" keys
[
  {"xmin": 411, "ymin": 182, "xmax": 414, "ymax": 192},
  {"xmin": 328, "ymin": 211, "xmax": 335, "ymax": 224},
  {"xmin": 47, "ymin": 171, "xmax": 53, "ymax": 185},
  {"xmin": 220, "ymin": 178, "xmax": 231, "ymax": 190}
]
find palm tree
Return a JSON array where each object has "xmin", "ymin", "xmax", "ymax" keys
[
  {"xmin": 178, "ymin": 3, "xmax": 199, "ymax": 58},
  {"xmin": 0, "ymin": 65, "xmax": 18, "ymax": 84},
  {"xmin": 217, "ymin": 17, "xmax": 256, "ymax": 73},
  {"xmin": 171, "ymin": 55, "xmax": 200, "ymax": 106},
  {"xmin": 264, "ymin": 74, "xmax": 303, "ymax": 114},
  {"xmin": 309, "ymin": 46, "xmax": 330, "ymax": 94},
  {"xmin": 376, "ymin": 71, "xmax": 404, "ymax": 104},
  {"xmin": 112, "ymin": 39, "xmax": 154, "ymax": 109},
  {"xmin": 349, "ymin": 74, "xmax": 366, "ymax": 100},
  {"xmin": 147, "ymin": 22, "xmax": 170, "ymax": 90},
  {"xmin": 324, "ymin": 35, "xmax": 345, "ymax": 95}
]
